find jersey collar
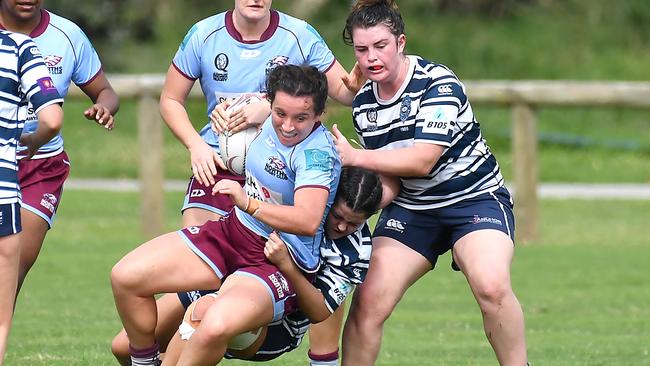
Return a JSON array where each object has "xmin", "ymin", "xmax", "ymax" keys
[{"xmin": 225, "ymin": 9, "xmax": 279, "ymax": 44}]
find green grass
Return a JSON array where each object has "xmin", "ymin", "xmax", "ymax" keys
[{"xmin": 6, "ymin": 191, "xmax": 650, "ymax": 365}]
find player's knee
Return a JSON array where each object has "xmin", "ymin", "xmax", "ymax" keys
[
  {"xmin": 350, "ymin": 287, "xmax": 393, "ymax": 325},
  {"xmin": 110, "ymin": 262, "xmax": 141, "ymax": 293},
  {"xmin": 473, "ymin": 278, "xmax": 512, "ymax": 311},
  {"xmin": 110, "ymin": 331, "xmax": 130, "ymax": 363}
]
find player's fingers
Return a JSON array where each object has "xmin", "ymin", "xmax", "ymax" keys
[
  {"xmin": 101, "ymin": 115, "xmax": 114, "ymax": 130},
  {"xmin": 192, "ymin": 165, "xmax": 205, "ymax": 186},
  {"xmin": 204, "ymin": 161, "xmax": 217, "ymax": 186},
  {"xmin": 212, "ymin": 152, "xmax": 226, "ymax": 170},
  {"xmin": 331, "ymin": 124, "xmax": 344, "ymax": 141}
]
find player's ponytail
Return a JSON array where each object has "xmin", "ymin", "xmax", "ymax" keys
[{"xmin": 343, "ymin": 0, "xmax": 405, "ymax": 46}]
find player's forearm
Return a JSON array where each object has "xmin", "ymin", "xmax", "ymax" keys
[
  {"xmin": 95, "ymin": 88, "xmax": 120, "ymax": 115},
  {"xmin": 279, "ymin": 266, "xmax": 330, "ymax": 323},
  {"xmin": 160, "ymin": 97, "xmax": 203, "ymax": 150},
  {"xmin": 251, "ymin": 201, "xmax": 323, "ymax": 236},
  {"xmin": 353, "ymin": 144, "xmax": 443, "ymax": 177},
  {"xmin": 33, "ymin": 104, "xmax": 64, "ymax": 145}
]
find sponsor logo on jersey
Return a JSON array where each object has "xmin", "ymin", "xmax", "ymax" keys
[
  {"xmin": 264, "ymin": 156, "xmax": 288, "ymax": 180},
  {"xmin": 40, "ymin": 193, "xmax": 57, "ymax": 213},
  {"xmin": 471, "ymin": 215, "xmax": 503, "ymax": 226},
  {"xmin": 437, "ymin": 84, "xmax": 453, "ymax": 95},
  {"xmin": 366, "ymin": 108, "xmax": 378, "ymax": 131},
  {"xmin": 265, "ymin": 55, "xmax": 289, "ymax": 75},
  {"xmin": 213, "ymin": 53, "xmax": 229, "ymax": 82},
  {"xmin": 304, "ymin": 149, "xmax": 332, "ymax": 172},
  {"xmin": 29, "ymin": 45, "xmax": 41, "ymax": 56},
  {"xmin": 187, "ymin": 226, "xmax": 200, "ymax": 234},
  {"xmin": 385, "ymin": 218, "xmax": 405, "ymax": 233},
  {"xmin": 399, "ymin": 96, "xmax": 412, "ymax": 121},
  {"xmin": 240, "ymin": 50, "xmax": 261, "ymax": 59},
  {"xmin": 190, "ymin": 189, "xmax": 206, "ymax": 198},
  {"xmin": 36, "ymin": 77, "xmax": 57, "ymax": 95}
]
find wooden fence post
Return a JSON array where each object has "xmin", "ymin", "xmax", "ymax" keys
[
  {"xmin": 512, "ymin": 103, "xmax": 539, "ymax": 243},
  {"xmin": 138, "ymin": 93, "xmax": 165, "ymax": 238}
]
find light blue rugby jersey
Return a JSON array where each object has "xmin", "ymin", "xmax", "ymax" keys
[
  {"xmin": 236, "ymin": 118, "xmax": 341, "ymax": 272},
  {"xmin": 0, "ymin": 30, "xmax": 63, "ymax": 204},
  {"xmin": 0, "ymin": 10, "xmax": 102, "ymax": 159},
  {"xmin": 353, "ymin": 55, "xmax": 505, "ymax": 210},
  {"xmin": 172, "ymin": 9, "xmax": 335, "ymax": 151}
]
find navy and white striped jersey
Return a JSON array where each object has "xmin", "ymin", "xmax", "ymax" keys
[
  {"xmin": 274, "ymin": 222, "xmax": 373, "ymax": 351},
  {"xmin": 353, "ymin": 55, "xmax": 505, "ymax": 210},
  {"xmin": 0, "ymin": 30, "xmax": 62, "ymax": 204}
]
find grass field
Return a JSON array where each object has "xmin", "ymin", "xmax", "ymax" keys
[{"xmin": 6, "ymin": 191, "xmax": 650, "ymax": 365}]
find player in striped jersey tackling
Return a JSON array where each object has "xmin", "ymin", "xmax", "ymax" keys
[
  {"xmin": 0, "ymin": 28, "xmax": 63, "ymax": 365},
  {"xmin": 156, "ymin": 167, "xmax": 388, "ymax": 365},
  {"xmin": 332, "ymin": 1, "xmax": 529, "ymax": 365}
]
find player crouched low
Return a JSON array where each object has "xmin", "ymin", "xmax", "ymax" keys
[{"xmin": 161, "ymin": 166, "xmax": 393, "ymax": 364}]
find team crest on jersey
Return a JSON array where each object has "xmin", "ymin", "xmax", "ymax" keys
[
  {"xmin": 366, "ymin": 108, "xmax": 378, "ymax": 131},
  {"xmin": 213, "ymin": 53, "xmax": 229, "ymax": 82},
  {"xmin": 264, "ymin": 156, "xmax": 288, "ymax": 180},
  {"xmin": 44, "ymin": 55, "xmax": 63, "ymax": 75},
  {"xmin": 265, "ymin": 55, "xmax": 289, "ymax": 75},
  {"xmin": 399, "ymin": 96, "xmax": 412, "ymax": 121}
]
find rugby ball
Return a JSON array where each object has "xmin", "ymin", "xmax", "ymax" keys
[{"xmin": 217, "ymin": 94, "xmax": 262, "ymax": 175}]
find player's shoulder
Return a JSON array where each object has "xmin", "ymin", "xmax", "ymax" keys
[
  {"xmin": 193, "ymin": 12, "xmax": 227, "ymax": 34},
  {"xmin": 275, "ymin": 10, "xmax": 324, "ymax": 41},
  {"xmin": 0, "ymin": 30, "xmax": 30, "ymax": 47},
  {"xmin": 411, "ymin": 55, "xmax": 460, "ymax": 83},
  {"xmin": 45, "ymin": 10, "xmax": 86, "ymax": 36}
]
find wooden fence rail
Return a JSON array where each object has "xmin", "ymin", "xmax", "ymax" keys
[{"xmin": 68, "ymin": 76, "xmax": 650, "ymax": 242}]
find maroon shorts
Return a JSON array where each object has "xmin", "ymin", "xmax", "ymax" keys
[
  {"xmin": 181, "ymin": 170, "xmax": 246, "ymax": 216},
  {"xmin": 178, "ymin": 212, "xmax": 298, "ymax": 321},
  {"xmin": 18, "ymin": 151, "xmax": 70, "ymax": 227}
]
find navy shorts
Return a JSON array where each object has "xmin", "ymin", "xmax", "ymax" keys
[
  {"xmin": 0, "ymin": 202, "xmax": 21, "ymax": 236},
  {"xmin": 374, "ymin": 187, "xmax": 515, "ymax": 269}
]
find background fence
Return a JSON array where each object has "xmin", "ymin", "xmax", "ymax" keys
[{"xmin": 68, "ymin": 76, "xmax": 650, "ymax": 242}]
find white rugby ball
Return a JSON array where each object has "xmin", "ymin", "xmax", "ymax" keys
[
  {"xmin": 217, "ymin": 94, "xmax": 263, "ymax": 175},
  {"xmin": 219, "ymin": 127, "xmax": 258, "ymax": 175}
]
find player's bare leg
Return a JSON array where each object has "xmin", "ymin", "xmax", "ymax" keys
[
  {"xmin": 181, "ymin": 208, "xmax": 222, "ymax": 228},
  {"xmin": 0, "ymin": 233, "xmax": 20, "ymax": 365},
  {"xmin": 175, "ymin": 275, "xmax": 274, "ymax": 365},
  {"xmin": 453, "ymin": 229, "xmax": 527, "ymax": 366},
  {"xmin": 307, "ymin": 304, "xmax": 346, "ymax": 365},
  {"xmin": 342, "ymin": 237, "xmax": 431, "ymax": 366},
  {"xmin": 15, "ymin": 209, "xmax": 48, "ymax": 295},
  {"xmin": 111, "ymin": 293, "xmax": 187, "ymax": 365},
  {"xmin": 111, "ymin": 232, "xmax": 221, "ymax": 364}
]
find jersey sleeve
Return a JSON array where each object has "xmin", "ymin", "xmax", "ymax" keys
[
  {"xmin": 314, "ymin": 223, "xmax": 372, "ymax": 313},
  {"xmin": 18, "ymin": 38, "xmax": 63, "ymax": 114},
  {"xmin": 292, "ymin": 133, "xmax": 339, "ymax": 191},
  {"xmin": 70, "ymin": 27, "xmax": 102, "ymax": 86},
  {"xmin": 172, "ymin": 23, "xmax": 203, "ymax": 80},
  {"xmin": 301, "ymin": 22, "xmax": 336, "ymax": 72},
  {"xmin": 414, "ymin": 74, "xmax": 467, "ymax": 146}
]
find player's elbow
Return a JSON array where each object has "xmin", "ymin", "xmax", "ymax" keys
[{"xmin": 39, "ymin": 104, "xmax": 63, "ymax": 133}]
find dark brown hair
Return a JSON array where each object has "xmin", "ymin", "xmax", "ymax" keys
[{"xmin": 343, "ymin": 0, "xmax": 405, "ymax": 46}]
